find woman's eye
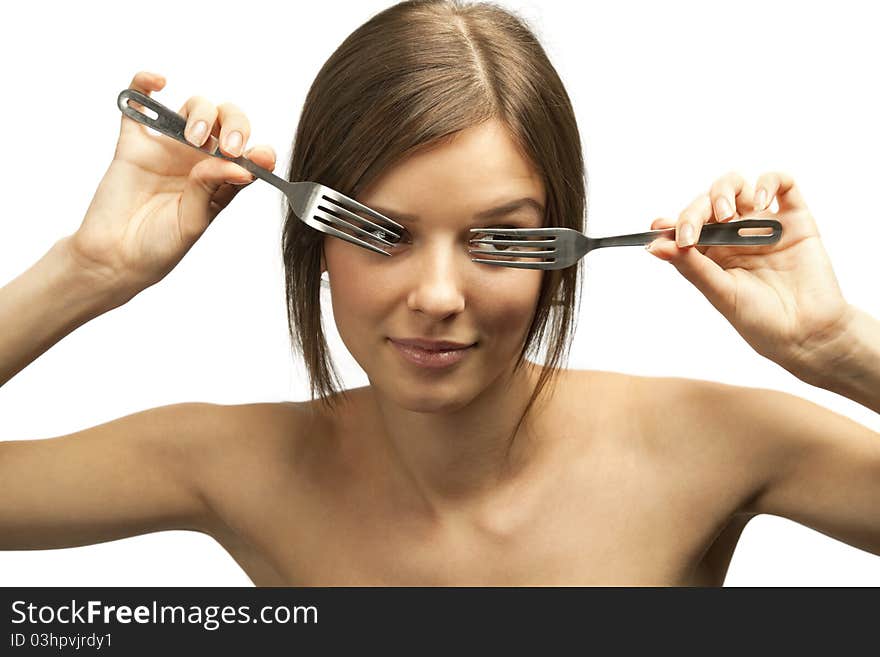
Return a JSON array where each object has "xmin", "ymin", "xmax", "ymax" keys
[
  {"xmin": 371, "ymin": 227, "xmax": 412, "ymax": 245},
  {"xmin": 472, "ymin": 227, "xmax": 528, "ymax": 252},
  {"xmin": 485, "ymin": 234, "xmax": 512, "ymax": 252},
  {"xmin": 361, "ymin": 226, "xmax": 535, "ymax": 255}
]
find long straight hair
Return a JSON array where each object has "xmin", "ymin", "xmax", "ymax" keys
[{"xmin": 282, "ymin": 0, "xmax": 586, "ymax": 450}]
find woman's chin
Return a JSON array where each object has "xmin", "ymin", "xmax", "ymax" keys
[{"xmin": 382, "ymin": 386, "xmax": 473, "ymax": 414}]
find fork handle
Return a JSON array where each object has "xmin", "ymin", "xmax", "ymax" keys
[
  {"xmin": 593, "ymin": 219, "xmax": 782, "ymax": 248},
  {"xmin": 117, "ymin": 88, "xmax": 290, "ymax": 192}
]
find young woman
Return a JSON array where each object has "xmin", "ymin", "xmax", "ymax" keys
[{"xmin": 1, "ymin": 0, "xmax": 878, "ymax": 586}]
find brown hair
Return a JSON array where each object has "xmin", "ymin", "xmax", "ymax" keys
[{"xmin": 281, "ymin": 0, "xmax": 586, "ymax": 451}]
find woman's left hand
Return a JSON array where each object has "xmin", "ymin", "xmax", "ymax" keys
[{"xmin": 646, "ymin": 171, "xmax": 853, "ymax": 377}]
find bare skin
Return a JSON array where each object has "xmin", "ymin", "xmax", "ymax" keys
[{"xmin": 193, "ymin": 367, "xmax": 757, "ymax": 586}]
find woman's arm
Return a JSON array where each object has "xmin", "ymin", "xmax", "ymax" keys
[
  {"xmin": 786, "ymin": 304, "xmax": 880, "ymax": 415},
  {"xmin": 3, "ymin": 71, "xmax": 273, "ymax": 389},
  {"xmin": 702, "ymin": 382, "xmax": 880, "ymax": 557},
  {"xmin": 0, "ymin": 71, "xmax": 279, "ymax": 552},
  {"xmin": 0, "ymin": 402, "xmax": 220, "ymax": 550},
  {"xmin": 0, "ymin": 236, "xmax": 128, "ymax": 388},
  {"xmin": 0, "ymin": 236, "xmax": 224, "ymax": 548},
  {"xmin": 646, "ymin": 171, "xmax": 880, "ymax": 555}
]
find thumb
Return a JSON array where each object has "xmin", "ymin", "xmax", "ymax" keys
[
  {"xmin": 177, "ymin": 157, "xmax": 254, "ymax": 239},
  {"xmin": 646, "ymin": 237, "xmax": 737, "ymax": 315},
  {"xmin": 119, "ymin": 71, "xmax": 167, "ymax": 140}
]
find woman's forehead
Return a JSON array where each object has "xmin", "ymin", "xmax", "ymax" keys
[
  {"xmin": 369, "ymin": 120, "xmax": 542, "ymax": 189},
  {"xmin": 366, "ymin": 148, "xmax": 542, "ymax": 214}
]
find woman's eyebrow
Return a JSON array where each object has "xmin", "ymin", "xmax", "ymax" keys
[{"xmin": 368, "ymin": 197, "xmax": 545, "ymax": 223}]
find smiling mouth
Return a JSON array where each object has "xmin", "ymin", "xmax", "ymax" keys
[{"xmin": 388, "ymin": 339, "xmax": 475, "ymax": 369}]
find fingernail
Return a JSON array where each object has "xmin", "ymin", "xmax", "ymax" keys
[
  {"xmin": 225, "ymin": 174, "xmax": 254, "ymax": 185},
  {"xmin": 645, "ymin": 240, "xmax": 655, "ymax": 252},
  {"xmin": 188, "ymin": 121, "xmax": 207, "ymax": 146},
  {"xmin": 224, "ymin": 131, "xmax": 242, "ymax": 156},
  {"xmin": 715, "ymin": 198, "xmax": 733, "ymax": 221},
  {"xmin": 755, "ymin": 189, "xmax": 768, "ymax": 210},
  {"xmin": 677, "ymin": 223, "xmax": 695, "ymax": 247}
]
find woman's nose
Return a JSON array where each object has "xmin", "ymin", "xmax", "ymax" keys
[{"xmin": 406, "ymin": 244, "xmax": 467, "ymax": 318}]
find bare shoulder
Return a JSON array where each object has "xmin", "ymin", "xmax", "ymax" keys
[
  {"xmin": 556, "ymin": 368, "xmax": 648, "ymax": 434},
  {"xmin": 622, "ymin": 372, "xmax": 753, "ymax": 453},
  {"xmin": 170, "ymin": 400, "xmax": 327, "ymax": 530},
  {"xmin": 158, "ymin": 400, "xmax": 314, "ymax": 458},
  {"xmin": 562, "ymin": 369, "xmax": 778, "ymax": 508},
  {"xmin": 186, "ymin": 399, "xmax": 325, "ymax": 473},
  {"xmin": 563, "ymin": 371, "xmax": 770, "ymax": 574},
  {"xmin": 623, "ymin": 372, "xmax": 782, "ymax": 508}
]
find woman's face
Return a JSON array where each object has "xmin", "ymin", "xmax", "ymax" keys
[{"xmin": 322, "ymin": 118, "xmax": 546, "ymax": 412}]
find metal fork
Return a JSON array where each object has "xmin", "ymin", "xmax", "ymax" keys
[
  {"xmin": 468, "ymin": 219, "xmax": 783, "ymax": 270},
  {"xmin": 117, "ymin": 89, "xmax": 405, "ymax": 256}
]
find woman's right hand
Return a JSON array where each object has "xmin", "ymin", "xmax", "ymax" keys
[{"xmin": 68, "ymin": 71, "xmax": 276, "ymax": 297}]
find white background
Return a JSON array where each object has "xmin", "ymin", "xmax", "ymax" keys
[{"xmin": 1, "ymin": 0, "xmax": 878, "ymax": 586}]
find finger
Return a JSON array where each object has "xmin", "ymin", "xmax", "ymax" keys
[
  {"xmin": 735, "ymin": 180, "xmax": 756, "ymax": 216},
  {"xmin": 120, "ymin": 71, "xmax": 166, "ymax": 138},
  {"xmin": 177, "ymin": 96, "xmax": 219, "ymax": 148},
  {"xmin": 709, "ymin": 171, "xmax": 751, "ymax": 222},
  {"xmin": 754, "ymin": 171, "xmax": 808, "ymax": 212},
  {"xmin": 205, "ymin": 153, "xmax": 279, "ymax": 246},
  {"xmin": 649, "ymin": 217, "xmax": 712, "ymax": 256},
  {"xmin": 244, "ymin": 144, "xmax": 276, "ymax": 171},
  {"xmin": 215, "ymin": 102, "xmax": 251, "ymax": 158},
  {"xmin": 178, "ymin": 157, "xmax": 261, "ymax": 239},
  {"xmin": 210, "ymin": 182, "xmax": 248, "ymax": 209},
  {"xmin": 650, "ymin": 216, "xmax": 675, "ymax": 230},
  {"xmin": 647, "ymin": 241, "xmax": 737, "ymax": 316},
  {"xmin": 222, "ymin": 145, "xmax": 276, "ymax": 186},
  {"xmin": 675, "ymin": 194, "xmax": 712, "ymax": 248}
]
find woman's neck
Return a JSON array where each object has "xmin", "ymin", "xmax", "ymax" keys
[{"xmin": 366, "ymin": 361, "xmax": 553, "ymax": 519}]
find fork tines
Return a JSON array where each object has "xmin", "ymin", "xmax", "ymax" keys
[
  {"xmin": 468, "ymin": 227, "xmax": 558, "ymax": 269},
  {"xmin": 311, "ymin": 187, "xmax": 406, "ymax": 256}
]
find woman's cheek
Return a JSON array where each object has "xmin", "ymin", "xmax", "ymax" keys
[
  {"xmin": 324, "ymin": 265, "xmax": 382, "ymax": 364},
  {"xmin": 475, "ymin": 275, "xmax": 543, "ymax": 344}
]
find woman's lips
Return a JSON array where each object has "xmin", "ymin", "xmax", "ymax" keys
[{"xmin": 388, "ymin": 339, "xmax": 474, "ymax": 369}]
